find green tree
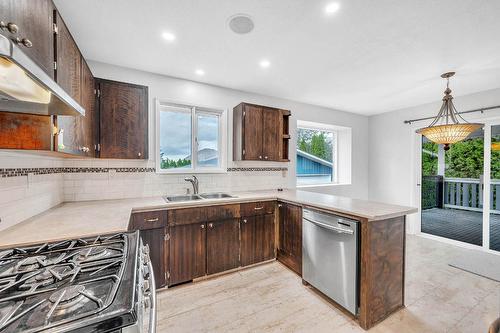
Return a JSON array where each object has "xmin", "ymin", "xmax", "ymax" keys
[
  {"xmin": 298, "ymin": 138, "xmax": 308, "ymax": 152},
  {"xmin": 422, "ymin": 141, "xmax": 438, "ymax": 176},
  {"xmin": 310, "ymin": 133, "xmax": 327, "ymax": 160}
]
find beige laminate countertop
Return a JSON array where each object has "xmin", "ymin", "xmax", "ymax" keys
[{"xmin": 0, "ymin": 189, "xmax": 417, "ymax": 248}]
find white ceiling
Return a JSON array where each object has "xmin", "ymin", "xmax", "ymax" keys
[{"xmin": 54, "ymin": 0, "xmax": 500, "ymax": 115}]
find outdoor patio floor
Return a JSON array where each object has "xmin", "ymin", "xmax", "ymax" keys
[{"xmin": 422, "ymin": 208, "xmax": 500, "ymax": 251}]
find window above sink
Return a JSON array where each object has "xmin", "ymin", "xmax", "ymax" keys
[{"xmin": 156, "ymin": 100, "xmax": 227, "ymax": 174}]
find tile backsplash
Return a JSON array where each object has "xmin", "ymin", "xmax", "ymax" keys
[{"xmin": 0, "ymin": 152, "xmax": 288, "ymax": 231}]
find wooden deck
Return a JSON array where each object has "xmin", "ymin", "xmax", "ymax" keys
[{"xmin": 421, "ymin": 208, "xmax": 500, "ymax": 251}]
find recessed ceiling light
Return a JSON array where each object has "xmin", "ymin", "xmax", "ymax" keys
[
  {"xmin": 259, "ymin": 59, "xmax": 271, "ymax": 68},
  {"xmin": 227, "ymin": 14, "xmax": 254, "ymax": 34},
  {"xmin": 195, "ymin": 69, "xmax": 205, "ymax": 76},
  {"xmin": 325, "ymin": 2, "xmax": 340, "ymax": 14},
  {"xmin": 162, "ymin": 31, "xmax": 176, "ymax": 42}
]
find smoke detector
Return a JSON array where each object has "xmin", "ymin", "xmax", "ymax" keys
[{"xmin": 227, "ymin": 14, "xmax": 254, "ymax": 34}]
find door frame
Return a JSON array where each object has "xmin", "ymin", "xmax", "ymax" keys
[{"xmin": 411, "ymin": 113, "xmax": 500, "ymax": 253}]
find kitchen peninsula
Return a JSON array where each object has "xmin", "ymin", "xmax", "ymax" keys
[{"xmin": 0, "ymin": 189, "xmax": 416, "ymax": 330}]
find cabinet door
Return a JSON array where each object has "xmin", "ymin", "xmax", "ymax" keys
[
  {"xmin": 207, "ymin": 218, "xmax": 240, "ymax": 275},
  {"xmin": 76, "ymin": 59, "xmax": 95, "ymax": 156},
  {"xmin": 262, "ymin": 108, "xmax": 280, "ymax": 161},
  {"xmin": 140, "ymin": 228, "xmax": 167, "ymax": 289},
  {"xmin": 169, "ymin": 223, "xmax": 206, "ymax": 285},
  {"xmin": 242, "ymin": 104, "xmax": 263, "ymax": 160},
  {"xmin": 255, "ymin": 214, "xmax": 276, "ymax": 262},
  {"xmin": 241, "ymin": 214, "xmax": 275, "ymax": 267},
  {"xmin": 278, "ymin": 203, "xmax": 302, "ymax": 275},
  {"xmin": 54, "ymin": 12, "xmax": 82, "ymax": 155},
  {"xmin": 55, "ymin": 12, "xmax": 81, "ymax": 102},
  {"xmin": 240, "ymin": 216, "xmax": 256, "ymax": 267},
  {"xmin": 0, "ymin": 0, "xmax": 54, "ymax": 78},
  {"xmin": 98, "ymin": 79, "xmax": 148, "ymax": 159}
]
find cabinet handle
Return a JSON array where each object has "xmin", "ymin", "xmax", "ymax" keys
[
  {"xmin": 254, "ymin": 206, "xmax": 264, "ymax": 210},
  {"xmin": 138, "ymin": 152, "xmax": 142, "ymax": 157},
  {"xmin": 0, "ymin": 22, "xmax": 18, "ymax": 34},
  {"xmin": 278, "ymin": 204, "xmax": 283, "ymax": 208},
  {"xmin": 208, "ymin": 223, "xmax": 213, "ymax": 228},
  {"xmin": 145, "ymin": 218, "xmax": 159, "ymax": 223},
  {"xmin": 264, "ymin": 156, "xmax": 268, "ymax": 160},
  {"xmin": 243, "ymin": 219, "xmax": 247, "ymax": 223},
  {"xmin": 259, "ymin": 155, "xmax": 262, "ymax": 159},
  {"xmin": 201, "ymin": 224, "xmax": 205, "ymax": 229}
]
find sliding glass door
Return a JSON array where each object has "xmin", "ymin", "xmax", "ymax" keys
[
  {"xmin": 420, "ymin": 122, "xmax": 500, "ymax": 252},
  {"xmin": 420, "ymin": 128, "xmax": 484, "ymax": 247},
  {"xmin": 489, "ymin": 125, "xmax": 500, "ymax": 251}
]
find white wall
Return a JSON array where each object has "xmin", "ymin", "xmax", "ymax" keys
[
  {"xmin": 89, "ymin": 61, "xmax": 369, "ymax": 199},
  {"xmin": 368, "ymin": 87, "xmax": 500, "ymax": 231}
]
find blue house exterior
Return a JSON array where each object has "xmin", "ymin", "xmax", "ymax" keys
[{"xmin": 296, "ymin": 149, "xmax": 333, "ymax": 184}]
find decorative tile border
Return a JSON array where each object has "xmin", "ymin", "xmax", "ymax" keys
[
  {"xmin": 0, "ymin": 166, "xmax": 287, "ymax": 178},
  {"xmin": 227, "ymin": 167, "xmax": 288, "ymax": 172}
]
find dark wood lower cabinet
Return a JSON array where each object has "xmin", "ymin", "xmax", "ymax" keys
[
  {"xmin": 241, "ymin": 214, "xmax": 275, "ymax": 267},
  {"xmin": 139, "ymin": 228, "xmax": 167, "ymax": 289},
  {"xmin": 169, "ymin": 223, "xmax": 206, "ymax": 286},
  {"xmin": 358, "ymin": 216, "xmax": 405, "ymax": 330},
  {"xmin": 277, "ymin": 202, "xmax": 302, "ymax": 276},
  {"xmin": 206, "ymin": 218, "xmax": 240, "ymax": 275}
]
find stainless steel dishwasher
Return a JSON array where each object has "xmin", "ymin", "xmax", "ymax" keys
[{"xmin": 302, "ymin": 208, "xmax": 359, "ymax": 315}]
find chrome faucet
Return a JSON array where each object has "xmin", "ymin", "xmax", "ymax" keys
[{"xmin": 184, "ymin": 175, "xmax": 199, "ymax": 194}]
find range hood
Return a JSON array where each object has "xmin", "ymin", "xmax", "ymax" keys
[{"xmin": 0, "ymin": 34, "xmax": 85, "ymax": 116}]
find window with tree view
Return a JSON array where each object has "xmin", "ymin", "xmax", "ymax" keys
[
  {"xmin": 296, "ymin": 127, "xmax": 336, "ymax": 185},
  {"xmin": 158, "ymin": 102, "xmax": 223, "ymax": 173}
]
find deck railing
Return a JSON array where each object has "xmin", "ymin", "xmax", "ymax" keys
[{"xmin": 443, "ymin": 177, "xmax": 500, "ymax": 214}]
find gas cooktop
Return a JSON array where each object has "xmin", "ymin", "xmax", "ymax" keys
[{"xmin": 0, "ymin": 232, "xmax": 141, "ymax": 333}]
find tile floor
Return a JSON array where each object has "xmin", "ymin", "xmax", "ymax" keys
[{"xmin": 156, "ymin": 235, "xmax": 500, "ymax": 332}]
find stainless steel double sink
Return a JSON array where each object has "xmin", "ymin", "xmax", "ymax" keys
[{"xmin": 164, "ymin": 193, "xmax": 235, "ymax": 202}]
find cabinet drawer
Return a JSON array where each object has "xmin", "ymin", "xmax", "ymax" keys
[
  {"xmin": 168, "ymin": 204, "xmax": 240, "ymax": 225},
  {"xmin": 241, "ymin": 201, "xmax": 276, "ymax": 216},
  {"xmin": 129, "ymin": 210, "xmax": 168, "ymax": 230}
]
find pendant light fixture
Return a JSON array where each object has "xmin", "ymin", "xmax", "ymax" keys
[{"xmin": 416, "ymin": 72, "xmax": 483, "ymax": 150}]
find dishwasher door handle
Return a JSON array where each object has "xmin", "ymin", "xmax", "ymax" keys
[{"xmin": 303, "ymin": 217, "xmax": 354, "ymax": 235}]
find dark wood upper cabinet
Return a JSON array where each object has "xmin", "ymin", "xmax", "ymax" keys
[
  {"xmin": 277, "ymin": 202, "xmax": 302, "ymax": 276},
  {"xmin": 97, "ymin": 79, "xmax": 148, "ymax": 159},
  {"xmin": 53, "ymin": 11, "xmax": 83, "ymax": 155},
  {"xmin": 206, "ymin": 218, "xmax": 240, "ymax": 275},
  {"xmin": 262, "ymin": 108, "xmax": 281, "ymax": 161},
  {"xmin": 77, "ymin": 59, "xmax": 95, "ymax": 156},
  {"xmin": 233, "ymin": 102, "xmax": 290, "ymax": 162},
  {"xmin": 241, "ymin": 104, "xmax": 263, "ymax": 160},
  {"xmin": 168, "ymin": 222, "xmax": 206, "ymax": 286},
  {"xmin": 54, "ymin": 11, "xmax": 81, "ymax": 102},
  {"xmin": 140, "ymin": 227, "xmax": 168, "ymax": 289},
  {"xmin": 0, "ymin": 0, "xmax": 55, "ymax": 78}
]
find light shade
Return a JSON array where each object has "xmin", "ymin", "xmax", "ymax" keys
[{"xmin": 417, "ymin": 123, "xmax": 482, "ymax": 145}]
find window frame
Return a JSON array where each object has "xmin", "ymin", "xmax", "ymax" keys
[
  {"xmin": 296, "ymin": 122, "xmax": 339, "ymax": 187},
  {"xmin": 155, "ymin": 99, "xmax": 227, "ymax": 174}
]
